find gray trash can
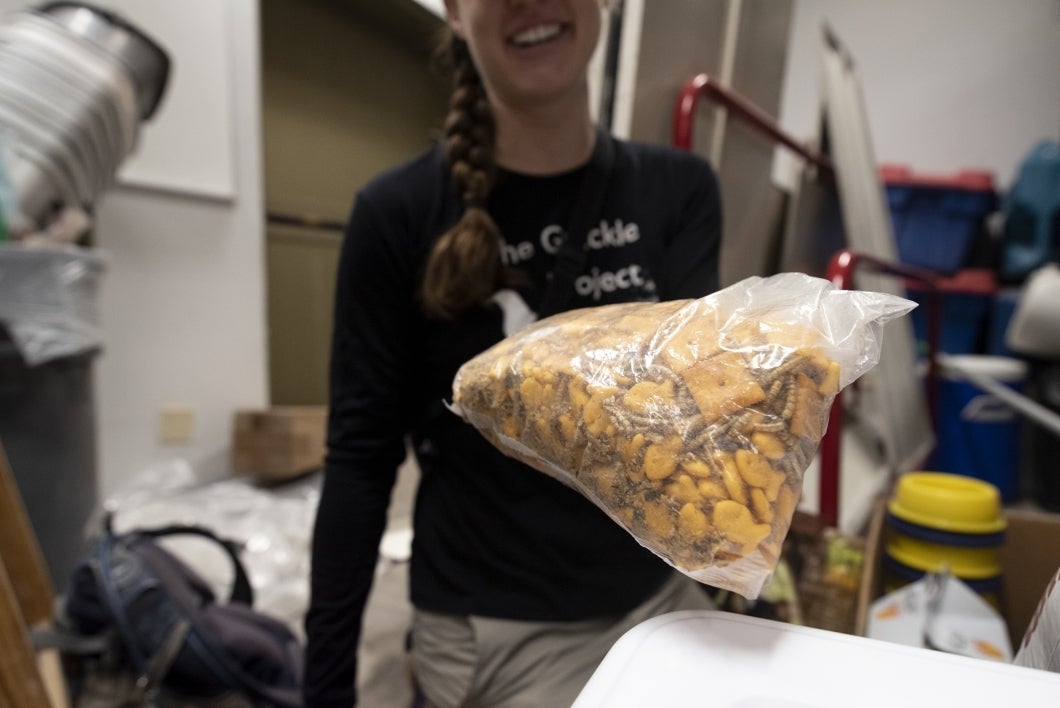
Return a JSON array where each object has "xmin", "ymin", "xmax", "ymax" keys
[
  {"xmin": 0, "ymin": 324, "xmax": 98, "ymax": 593},
  {"xmin": 0, "ymin": 243, "xmax": 106, "ymax": 593}
]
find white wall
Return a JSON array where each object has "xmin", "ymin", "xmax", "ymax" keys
[
  {"xmin": 89, "ymin": 0, "xmax": 268, "ymax": 496},
  {"xmin": 777, "ymin": 0, "xmax": 1060, "ymax": 190}
]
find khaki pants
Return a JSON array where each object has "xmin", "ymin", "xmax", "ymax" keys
[{"xmin": 410, "ymin": 572, "xmax": 714, "ymax": 708}]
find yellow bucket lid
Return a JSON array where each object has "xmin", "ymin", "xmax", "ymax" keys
[{"xmin": 887, "ymin": 472, "xmax": 1006, "ymax": 535}]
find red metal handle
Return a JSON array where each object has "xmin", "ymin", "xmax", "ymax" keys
[
  {"xmin": 672, "ymin": 73, "xmax": 833, "ymax": 174},
  {"xmin": 819, "ymin": 249, "xmax": 946, "ymax": 528}
]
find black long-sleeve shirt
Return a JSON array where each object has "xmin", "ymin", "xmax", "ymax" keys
[{"xmin": 304, "ymin": 133, "xmax": 722, "ymax": 707}]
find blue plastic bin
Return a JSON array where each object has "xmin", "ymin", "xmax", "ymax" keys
[{"xmin": 882, "ymin": 166, "xmax": 997, "ymax": 273}]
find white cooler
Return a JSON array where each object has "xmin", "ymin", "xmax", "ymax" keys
[{"xmin": 574, "ymin": 611, "xmax": 1060, "ymax": 707}]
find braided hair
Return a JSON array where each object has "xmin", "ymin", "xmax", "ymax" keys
[{"xmin": 421, "ymin": 32, "xmax": 503, "ymax": 320}]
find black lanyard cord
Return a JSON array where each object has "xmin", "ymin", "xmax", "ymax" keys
[{"xmin": 537, "ymin": 127, "xmax": 616, "ymax": 318}]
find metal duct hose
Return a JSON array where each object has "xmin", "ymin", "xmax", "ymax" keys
[{"xmin": 0, "ymin": 2, "xmax": 169, "ymax": 234}]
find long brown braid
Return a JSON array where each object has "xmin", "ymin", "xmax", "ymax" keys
[{"xmin": 421, "ymin": 32, "xmax": 503, "ymax": 320}]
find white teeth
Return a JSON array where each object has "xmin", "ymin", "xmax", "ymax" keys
[{"xmin": 512, "ymin": 24, "xmax": 562, "ymax": 46}]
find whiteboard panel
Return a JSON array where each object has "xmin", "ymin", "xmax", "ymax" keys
[{"xmin": 105, "ymin": 0, "xmax": 235, "ymax": 200}]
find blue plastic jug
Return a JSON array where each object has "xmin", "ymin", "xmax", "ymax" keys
[{"xmin": 1001, "ymin": 140, "xmax": 1060, "ymax": 281}]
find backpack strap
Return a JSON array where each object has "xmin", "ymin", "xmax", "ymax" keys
[
  {"xmin": 29, "ymin": 624, "xmax": 111, "ymax": 655},
  {"xmin": 137, "ymin": 524, "xmax": 254, "ymax": 606},
  {"xmin": 139, "ymin": 618, "xmax": 191, "ymax": 705},
  {"xmin": 90, "ymin": 530, "xmax": 161, "ymax": 697},
  {"xmin": 537, "ymin": 126, "xmax": 616, "ymax": 318}
]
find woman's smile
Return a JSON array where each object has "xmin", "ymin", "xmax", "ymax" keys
[{"xmin": 508, "ymin": 22, "xmax": 570, "ymax": 48}]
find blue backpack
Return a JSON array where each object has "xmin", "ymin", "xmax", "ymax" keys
[
  {"xmin": 47, "ymin": 519, "xmax": 304, "ymax": 707},
  {"xmin": 1001, "ymin": 140, "xmax": 1060, "ymax": 282}
]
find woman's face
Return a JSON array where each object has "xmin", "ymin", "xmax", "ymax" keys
[{"xmin": 444, "ymin": 0, "xmax": 604, "ymax": 110}]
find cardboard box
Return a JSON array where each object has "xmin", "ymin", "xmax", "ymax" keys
[
  {"xmin": 232, "ymin": 406, "xmax": 327, "ymax": 482},
  {"xmin": 856, "ymin": 497, "xmax": 1060, "ymax": 648}
]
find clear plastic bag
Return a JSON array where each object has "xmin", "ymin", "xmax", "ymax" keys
[
  {"xmin": 451, "ymin": 272, "xmax": 914, "ymax": 599},
  {"xmin": 0, "ymin": 242, "xmax": 106, "ymax": 364}
]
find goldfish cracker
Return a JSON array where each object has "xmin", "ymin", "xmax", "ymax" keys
[{"xmin": 717, "ymin": 453, "xmax": 749, "ymax": 506}]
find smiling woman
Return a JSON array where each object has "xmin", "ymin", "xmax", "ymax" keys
[
  {"xmin": 422, "ymin": 0, "xmax": 608, "ymax": 320},
  {"xmin": 303, "ymin": 0, "xmax": 723, "ymax": 706}
]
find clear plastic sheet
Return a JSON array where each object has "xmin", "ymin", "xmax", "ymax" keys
[{"xmin": 452, "ymin": 272, "xmax": 915, "ymax": 599}]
